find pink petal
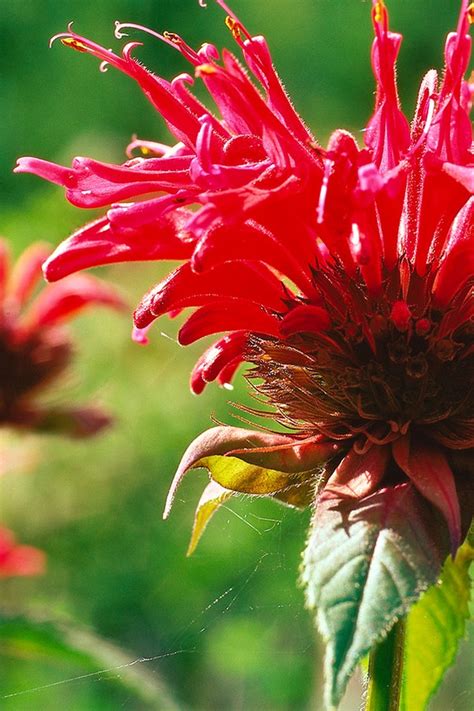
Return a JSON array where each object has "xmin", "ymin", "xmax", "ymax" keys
[
  {"xmin": 177, "ymin": 301, "xmax": 282, "ymax": 346},
  {"xmin": 36, "ymin": 405, "xmax": 112, "ymax": 438},
  {"xmin": 241, "ymin": 34, "xmax": 315, "ymax": 145},
  {"xmin": 216, "ymin": 356, "xmax": 242, "ymax": 388},
  {"xmin": 442, "ymin": 162, "xmax": 474, "ymax": 193},
  {"xmin": 43, "ymin": 212, "xmax": 193, "ymax": 282},
  {"xmin": 280, "ymin": 304, "xmax": 331, "ymax": 338},
  {"xmin": 426, "ymin": 6, "xmax": 473, "ymax": 164},
  {"xmin": 17, "ymin": 155, "xmax": 195, "ymax": 209},
  {"xmin": 134, "ymin": 261, "xmax": 285, "ymax": 328},
  {"xmin": 14, "ymin": 156, "xmax": 75, "ymax": 187},
  {"xmin": 191, "ymin": 221, "xmax": 315, "ymax": 297},
  {"xmin": 49, "ymin": 29, "xmax": 203, "ymax": 147},
  {"xmin": 432, "ymin": 241, "xmax": 474, "ymax": 308},
  {"xmin": 190, "ymin": 332, "xmax": 247, "ymax": 394}
]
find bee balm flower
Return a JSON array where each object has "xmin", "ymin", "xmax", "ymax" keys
[{"xmin": 16, "ymin": 0, "xmax": 473, "ymax": 571}]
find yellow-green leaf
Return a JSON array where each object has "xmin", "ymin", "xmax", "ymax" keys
[
  {"xmin": 187, "ymin": 480, "xmax": 233, "ymax": 556},
  {"xmin": 196, "ymin": 454, "xmax": 305, "ymax": 495},
  {"xmin": 400, "ymin": 537, "xmax": 474, "ymax": 711}
]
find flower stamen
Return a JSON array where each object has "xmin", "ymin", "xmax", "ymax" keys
[
  {"xmin": 224, "ymin": 16, "xmax": 250, "ymax": 44},
  {"xmin": 195, "ymin": 63, "xmax": 218, "ymax": 77},
  {"xmin": 58, "ymin": 36, "xmax": 88, "ymax": 52},
  {"xmin": 372, "ymin": 1, "xmax": 386, "ymax": 26}
]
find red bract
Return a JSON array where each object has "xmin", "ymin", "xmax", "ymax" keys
[
  {"xmin": 0, "ymin": 526, "xmax": 45, "ymax": 578},
  {"xmin": 0, "ymin": 240, "xmax": 124, "ymax": 435},
  {"xmin": 16, "ymin": 1, "xmax": 474, "ymax": 553}
]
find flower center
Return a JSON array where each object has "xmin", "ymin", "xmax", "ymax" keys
[{"xmin": 246, "ymin": 264, "xmax": 474, "ymax": 450}]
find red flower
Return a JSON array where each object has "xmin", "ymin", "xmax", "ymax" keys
[
  {"xmin": 0, "ymin": 240, "xmax": 124, "ymax": 436},
  {"xmin": 0, "ymin": 526, "xmax": 45, "ymax": 578},
  {"xmin": 16, "ymin": 1, "xmax": 474, "ymax": 554}
]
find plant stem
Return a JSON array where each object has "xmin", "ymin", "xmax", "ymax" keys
[{"xmin": 365, "ymin": 619, "xmax": 405, "ymax": 711}]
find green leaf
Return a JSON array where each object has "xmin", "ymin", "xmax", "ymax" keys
[
  {"xmin": 400, "ymin": 536, "xmax": 474, "ymax": 711},
  {"xmin": 301, "ymin": 483, "xmax": 449, "ymax": 708},
  {"xmin": 0, "ymin": 611, "xmax": 181, "ymax": 710}
]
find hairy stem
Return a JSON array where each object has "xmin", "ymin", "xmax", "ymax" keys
[{"xmin": 365, "ymin": 619, "xmax": 405, "ymax": 711}]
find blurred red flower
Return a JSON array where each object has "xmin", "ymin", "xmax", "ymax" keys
[{"xmin": 0, "ymin": 526, "xmax": 45, "ymax": 578}]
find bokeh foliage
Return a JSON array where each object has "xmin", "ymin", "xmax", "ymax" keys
[{"xmin": 0, "ymin": 1, "xmax": 472, "ymax": 708}]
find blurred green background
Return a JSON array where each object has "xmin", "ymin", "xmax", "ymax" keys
[{"xmin": 0, "ymin": 1, "xmax": 472, "ymax": 709}]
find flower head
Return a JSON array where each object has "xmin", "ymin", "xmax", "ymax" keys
[
  {"xmin": 15, "ymin": 1, "xmax": 474, "ymax": 557},
  {"xmin": 0, "ymin": 240, "xmax": 124, "ymax": 436}
]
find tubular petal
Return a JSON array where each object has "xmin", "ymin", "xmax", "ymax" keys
[
  {"xmin": 241, "ymin": 34, "xmax": 316, "ymax": 146},
  {"xmin": 134, "ymin": 260, "xmax": 286, "ymax": 328},
  {"xmin": 432, "ymin": 241, "xmax": 474, "ymax": 307},
  {"xmin": 191, "ymin": 221, "xmax": 314, "ymax": 296},
  {"xmin": 368, "ymin": 1, "xmax": 410, "ymax": 170},
  {"xmin": 442, "ymin": 161, "xmax": 474, "ymax": 192},
  {"xmin": 43, "ymin": 212, "xmax": 193, "ymax": 282},
  {"xmin": 177, "ymin": 301, "xmax": 282, "ymax": 345},
  {"xmin": 216, "ymin": 355, "xmax": 241, "ymax": 386},
  {"xmin": 17, "ymin": 155, "xmax": 195, "ymax": 209},
  {"xmin": 280, "ymin": 305, "xmax": 331, "ymax": 338},
  {"xmin": 190, "ymin": 332, "xmax": 247, "ymax": 394}
]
